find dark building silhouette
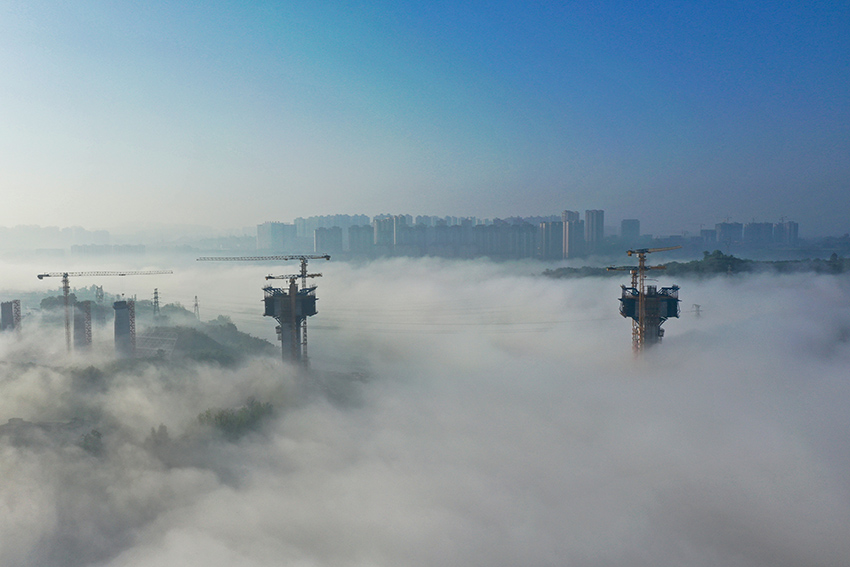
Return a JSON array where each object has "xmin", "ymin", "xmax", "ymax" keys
[
  {"xmin": 1, "ymin": 300, "xmax": 21, "ymax": 332},
  {"xmin": 314, "ymin": 227, "xmax": 343, "ymax": 254},
  {"xmin": 774, "ymin": 221, "xmax": 799, "ymax": 245},
  {"xmin": 716, "ymin": 222, "xmax": 743, "ymax": 245},
  {"xmin": 743, "ymin": 222, "xmax": 774, "ymax": 245},
  {"xmin": 539, "ymin": 221, "xmax": 564, "ymax": 259},
  {"xmin": 113, "ymin": 300, "xmax": 135, "ymax": 357},
  {"xmin": 584, "ymin": 210, "xmax": 604, "ymax": 253},
  {"xmin": 348, "ymin": 225, "xmax": 374, "ymax": 255},
  {"xmin": 621, "ymin": 219, "xmax": 640, "ymax": 244},
  {"xmin": 373, "ymin": 217, "xmax": 394, "ymax": 251}
]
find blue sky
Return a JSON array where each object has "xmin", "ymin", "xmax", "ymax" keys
[{"xmin": 1, "ymin": 1, "xmax": 848, "ymax": 236}]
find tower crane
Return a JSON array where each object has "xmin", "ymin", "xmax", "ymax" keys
[
  {"xmin": 196, "ymin": 255, "xmax": 330, "ymax": 367},
  {"xmin": 36, "ymin": 270, "xmax": 173, "ymax": 352},
  {"xmin": 197, "ymin": 254, "xmax": 330, "ymax": 287},
  {"xmin": 607, "ymin": 246, "xmax": 681, "ymax": 353}
]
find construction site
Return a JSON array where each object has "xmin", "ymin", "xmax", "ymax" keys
[
  {"xmin": 609, "ymin": 247, "xmax": 682, "ymax": 353},
  {"xmin": 0, "ymin": 249, "xmax": 688, "ymax": 364},
  {"xmin": 196, "ymin": 254, "xmax": 330, "ymax": 368},
  {"xmin": 0, "ymin": 255, "xmax": 336, "ymax": 369}
]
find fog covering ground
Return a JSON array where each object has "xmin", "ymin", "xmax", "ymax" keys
[{"xmin": 1, "ymin": 255, "xmax": 849, "ymax": 566}]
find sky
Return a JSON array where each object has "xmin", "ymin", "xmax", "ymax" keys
[
  {"xmin": 2, "ymin": 256, "xmax": 850, "ymax": 565},
  {"xmin": 1, "ymin": 1, "xmax": 848, "ymax": 236}
]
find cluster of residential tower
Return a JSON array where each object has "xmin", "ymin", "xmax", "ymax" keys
[{"xmin": 258, "ymin": 213, "xmax": 801, "ymax": 259}]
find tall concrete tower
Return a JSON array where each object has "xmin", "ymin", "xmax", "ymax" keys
[
  {"xmin": 1, "ymin": 300, "xmax": 21, "ymax": 332},
  {"xmin": 263, "ymin": 278, "xmax": 318, "ymax": 365},
  {"xmin": 113, "ymin": 300, "xmax": 135, "ymax": 357}
]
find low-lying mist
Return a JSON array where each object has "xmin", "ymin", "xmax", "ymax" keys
[{"xmin": 1, "ymin": 255, "xmax": 849, "ymax": 566}]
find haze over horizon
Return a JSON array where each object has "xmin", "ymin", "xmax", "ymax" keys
[{"xmin": 2, "ymin": 2, "xmax": 848, "ymax": 236}]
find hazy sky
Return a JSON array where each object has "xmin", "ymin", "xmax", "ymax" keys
[{"xmin": 1, "ymin": 1, "xmax": 848, "ymax": 236}]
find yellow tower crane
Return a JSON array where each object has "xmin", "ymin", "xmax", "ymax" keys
[
  {"xmin": 608, "ymin": 246, "xmax": 681, "ymax": 353},
  {"xmin": 36, "ymin": 270, "xmax": 173, "ymax": 352}
]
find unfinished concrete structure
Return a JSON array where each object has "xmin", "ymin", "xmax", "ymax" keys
[
  {"xmin": 37, "ymin": 270, "xmax": 171, "ymax": 352},
  {"xmin": 263, "ymin": 276, "xmax": 319, "ymax": 364},
  {"xmin": 1, "ymin": 300, "xmax": 21, "ymax": 333},
  {"xmin": 113, "ymin": 300, "xmax": 136, "ymax": 357}
]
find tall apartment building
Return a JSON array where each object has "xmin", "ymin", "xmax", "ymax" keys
[
  {"xmin": 716, "ymin": 222, "xmax": 743, "ymax": 244},
  {"xmin": 743, "ymin": 222, "xmax": 774, "ymax": 245},
  {"xmin": 774, "ymin": 220, "xmax": 799, "ymax": 245},
  {"xmin": 348, "ymin": 225, "xmax": 374, "ymax": 255},
  {"xmin": 621, "ymin": 219, "xmax": 640, "ymax": 244},
  {"xmin": 314, "ymin": 226, "xmax": 343, "ymax": 254},
  {"xmin": 584, "ymin": 210, "xmax": 604, "ymax": 252},
  {"xmin": 539, "ymin": 221, "xmax": 564, "ymax": 259},
  {"xmin": 373, "ymin": 217, "xmax": 394, "ymax": 250},
  {"xmin": 257, "ymin": 222, "xmax": 297, "ymax": 252},
  {"xmin": 560, "ymin": 210, "xmax": 585, "ymax": 259}
]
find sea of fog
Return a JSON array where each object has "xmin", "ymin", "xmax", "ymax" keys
[{"xmin": 1, "ymin": 255, "xmax": 849, "ymax": 566}]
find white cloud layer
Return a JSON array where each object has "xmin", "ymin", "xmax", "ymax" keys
[{"xmin": 1, "ymin": 257, "xmax": 849, "ymax": 566}]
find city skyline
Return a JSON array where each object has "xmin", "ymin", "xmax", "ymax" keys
[{"xmin": 1, "ymin": 2, "xmax": 848, "ymax": 236}]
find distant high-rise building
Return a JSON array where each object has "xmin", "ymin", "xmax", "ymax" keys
[
  {"xmin": 743, "ymin": 222, "xmax": 774, "ymax": 245},
  {"xmin": 774, "ymin": 221, "xmax": 799, "ymax": 245},
  {"xmin": 563, "ymin": 220, "xmax": 585, "ymax": 258},
  {"xmin": 539, "ymin": 221, "xmax": 564, "ymax": 259},
  {"xmin": 392, "ymin": 215, "xmax": 409, "ymax": 246},
  {"xmin": 621, "ymin": 219, "xmax": 640, "ymax": 243},
  {"xmin": 700, "ymin": 229, "xmax": 717, "ymax": 244},
  {"xmin": 257, "ymin": 222, "xmax": 297, "ymax": 252},
  {"xmin": 560, "ymin": 210, "xmax": 585, "ymax": 258},
  {"xmin": 373, "ymin": 218, "xmax": 394, "ymax": 248},
  {"xmin": 562, "ymin": 210, "xmax": 580, "ymax": 223},
  {"xmin": 314, "ymin": 226, "xmax": 343, "ymax": 254},
  {"xmin": 585, "ymin": 210, "xmax": 604, "ymax": 252},
  {"xmin": 716, "ymin": 222, "xmax": 743, "ymax": 245},
  {"xmin": 348, "ymin": 225, "xmax": 373, "ymax": 255}
]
